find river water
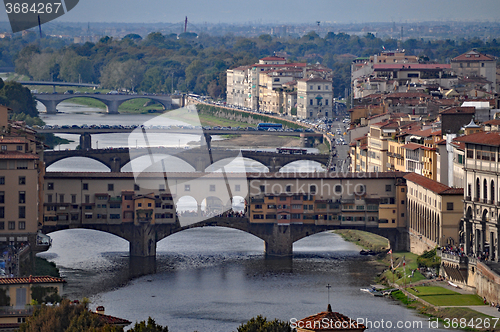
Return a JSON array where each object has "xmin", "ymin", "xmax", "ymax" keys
[{"xmin": 38, "ymin": 102, "xmax": 448, "ymax": 331}]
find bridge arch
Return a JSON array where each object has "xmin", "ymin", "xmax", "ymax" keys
[
  {"xmin": 36, "ymin": 94, "xmax": 172, "ymax": 114},
  {"xmin": 46, "ymin": 156, "xmax": 111, "ymax": 172},
  {"xmin": 204, "ymin": 157, "xmax": 269, "ymax": 173},
  {"xmin": 121, "ymin": 155, "xmax": 196, "ymax": 173},
  {"xmin": 279, "ymin": 160, "xmax": 326, "ymax": 172}
]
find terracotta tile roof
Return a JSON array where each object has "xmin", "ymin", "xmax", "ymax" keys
[
  {"xmin": 45, "ymin": 171, "xmax": 411, "ymax": 180},
  {"xmin": 451, "ymin": 50, "xmax": 495, "ymax": 62},
  {"xmin": 0, "ymin": 138, "xmax": 27, "ymax": 144},
  {"xmin": 253, "ymin": 63, "xmax": 306, "ymax": 68},
  {"xmin": 95, "ymin": 313, "xmax": 131, "ymax": 326},
  {"xmin": 0, "ymin": 276, "xmax": 65, "ymax": 285},
  {"xmin": 404, "ymin": 173, "xmax": 463, "ymax": 195},
  {"xmin": 450, "ymin": 140, "xmax": 465, "ymax": 151},
  {"xmin": 384, "ymin": 92, "xmax": 429, "ymax": 99},
  {"xmin": 403, "ymin": 142, "xmax": 423, "ymax": 150},
  {"xmin": 296, "ymin": 305, "xmax": 366, "ymax": 331},
  {"xmin": 483, "ymin": 119, "xmax": 500, "ymax": 126},
  {"xmin": 0, "ymin": 151, "xmax": 38, "ymax": 159},
  {"xmin": 436, "ymin": 139, "xmax": 447, "ymax": 145},
  {"xmin": 452, "ymin": 131, "xmax": 500, "ymax": 147},
  {"xmin": 439, "ymin": 106, "xmax": 476, "ymax": 114},
  {"xmin": 373, "ymin": 63, "xmax": 450, "ymax": 70}
]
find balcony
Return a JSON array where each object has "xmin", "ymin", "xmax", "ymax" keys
[
  {"xmin": 474, "ymin": 197, "xmax": 479, "ymax": 202},
  {"xmin": 465, "ymin": 196, "xmax": 471, "ymax": 201}
]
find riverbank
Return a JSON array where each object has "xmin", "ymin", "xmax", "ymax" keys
[{"xmin": 337, "ymin": 229, "xmax": 498, "ymax": 331}]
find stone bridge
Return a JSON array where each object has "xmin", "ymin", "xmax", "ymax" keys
[
  {"xmin": 41, "ymin": 217, "xmax": 407, "ymax": 257},
  {"xmin": 43, "ymin": 147, "xmax": 330, "ymax": 172},
  {"xmin": 34, "ymin": 93, "xmax": 172, "ymax": 114}
]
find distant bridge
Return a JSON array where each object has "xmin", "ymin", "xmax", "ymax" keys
[
  {"xmin": 33, "ymin": 93, "xmax": 172, "ymax": 114},
  {"xmin": 43, "ymin": 147, "xmax": 330, "ymax": 172},
  {"xmin": 18, "ymin": 81, "xmax": 99, "ymax": 88}
]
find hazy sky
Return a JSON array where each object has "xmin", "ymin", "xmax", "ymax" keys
[{"xmin": 1, "ymin": 0, "xmax": 500, "ymax": 25}]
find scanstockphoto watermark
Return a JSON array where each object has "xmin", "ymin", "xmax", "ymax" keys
[
  {"xmin": 249, "ymin": 178, "xmax": 370, "ymax": 197},
  {"xmin": 290, "ymin": 317, "xmax": 444, "ymax": 330}
]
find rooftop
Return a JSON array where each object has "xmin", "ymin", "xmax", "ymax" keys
[
  {"xmin": 0, "ymin": 276, "xmax": 65, "ymax": 285},
  {"xmin": 296, "ymin": 304, "xmax": 366, "ymax": 331},
  {"xmin": 404, "ymin": 173, "xmax": 463, "ymax": 195},
  {"xmin": 451, "ymin": 50, "xmax": 495, "ymax": 62},
  {"xmin": 452, "ymin": 131, "xmax": 500, "ymax": 147}
]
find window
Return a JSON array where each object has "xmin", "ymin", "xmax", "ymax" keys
[
  {"xmin": 185, "ymin": 184, "xmax": 190, "ymax": 191},
  {"xmin": 159, "ymin": 184, "xmax": 165, "ymax": 191},
  {"xmin": 108, "ymin": 184, "xmax": 114, "ymax": 191},
  {"xmin": 47, "ymin": 183, "xmax": 54, "ymax": 190},
  {"xmin": 401, "ymin": 200, "xmax": 405, "ymax": 205},
  {"xmin": 0, "ymin": 207, "xmax": 3, "ymax": 218},
  {"xmin": 0, "ymin": 145, "xmax": 5, "ymax": 151},
  {"xmin": 72, "ymin": 195, "xmax": 76, "ymax": 204},
  {"xmin": 19, "ymin": 206, "xmax": 26, "ymax": 219},
  {"xmin": 392, "ymin": 219, "xmax": 395, "ymax": 223},
  {"xmin": 19, "ymin": 176, "xmax": 25, "ymax": 185},
  {"xmin": 19, "ymin": 191, "xmax": 25, "ymax": 204},
  {"xmin": 210, "ymin": 185, "xmax": 216, "ymax": 192},
  {"xmin": 0, "ymin": 221, "xmax": 3, "ymax": 229},
  {"xmin": 401, "ymin": 213, "xmax": 405, "ymax": 217},
  {"xmin": 110, "ymin": 214, "xmax": 120, "ymax": 219},
  {"xmin": 447, "ymin": 202, "xmax": 454, "ymax": 211},
  {"xmin": 147, "ymin": 203, "xmax": 152, "ymax": 207},
  {"xmin": 309, "ymin": 99, "xmax": 313, "ymax": 105},
  {"xmin": 47, "ymin": 194, "xmax": 52, "ymax": 203},
  {"xmin": 0, "ymin": 177, "xmax": 4, "ymax": 185},
  {"xmin": 260, "ymin": 185, "xmax": 265, "ymax": 193},
  {"xmin": 18, "ymin": 221, "xmax": 25, "ymax": 230},
  {"xmin": 286, "ymin": 185, "xmax": 291, "ymax": 193},
  {"xmin": 138, "ymin": 203, "xmax": 142, "ymax": 207},
  {"xmin": 335, "ymin": 185, "xmax": 342, "ymax": 193},
  {"xmin": 82, "ymin": 183, "xmax": 89, "ymax": 190},
  {"xmin": 134, "ymin": 184, "xmax": 140, "ymax": 191},
  {"xmin": 401, "ymin": 188, "xmax": 405, "ymax": 193},
  {"xmin": 235, "ymin": 185, "xmax": 240, "ymax": 192},
  {"xmin": 310, "ymin": 185, "xmax": 317, "ymax": 194},
  {"xmin": 385, "ymin": 185, "xmax": 392, "ymax": 192},
  {"xmin": 8, "ymin": 221, "xmax": 15, "ymax": 230},
  {"xmin": 59, "ymin": 194, "xmax": 64, "ymax": 203},
  {"xmin": 325, "ymin": 99, "xmax": 328, "ymax": 106},
  {"xmin": 85, "ymin": 195, "xmax": 90, "ymax": 203}
]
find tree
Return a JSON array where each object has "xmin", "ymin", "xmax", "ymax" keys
[
  {"xmin": 236, "ymin": 315, "xmax": 294, "ymax": 332},
  {"xmin": 207, "ymin": 79, "xmax": 222, "ymax": 99},
  {"xmin": 128, "ymin": 317, "xmax": 168, "ymax": 332},
  {"xmin": 0, "ymin": 81, "xmax": 37, "ymax": 117},
  {"xmin": 18, "ymin": 300, "xmax": 122, "ymax": 332}
]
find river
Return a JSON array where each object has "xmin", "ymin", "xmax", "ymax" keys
[{"xmin": 38, "ymin": 102, "xmax": 448, "ymax": 331}]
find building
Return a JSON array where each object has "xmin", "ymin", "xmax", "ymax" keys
[
  {"xmin": 405, "ymin": 173, "xmax": 464, "ymax": 254},
  {"xmin": 248, "ymin": 172, "xmax": 407, "ymax": 229},
  {"xmin": 460, "ymin": 131, "xmax": 500, "ymax": 261},
  {"xmin": 451, "ymin": 50, "xmax": 497, "ymax": 92},
  {"xmin": 0, "ymin": 276, "xmax": 65, "ymax": 330},
  {"xmin": 226, "ymin": 56, "xmax": 333, "ymax": 118},
  {"xmin": 297, "ymin": 77, "xmax": 333, "ymax": 120},
  {"xmin": 0, "ymin": 106, "xmax": 46, "ymax": 248}
]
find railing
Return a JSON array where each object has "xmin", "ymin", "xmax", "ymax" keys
[{"xmin": 483, "ymin": 199, "xmax": 488, "ymax": 204}]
